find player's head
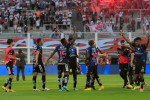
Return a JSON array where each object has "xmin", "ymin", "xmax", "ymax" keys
[
  {"xmin": 18, "ymin": 49, "xmax": 22, "ymax": 54},
  {"xmin": 37, "ymin": 38, "xmax": 43, "ymax": 46},
  {"xmin": 68, "ymin": 37, "xmax": 75, "ymax": 45},
  {"xmin": 134, "ymin": 37, "xmax": 142, "ymax": 45},
  {"xmin": 7, "ymin": 39, "xmax": 14, "ymax": 46},
  {"xmin": 61, "ymin": 38, "xmax": 67, "ymax": 45},
  {"xmin": 88, "ymin": 40, "xmax": 96, "ymax": 47},
  {"xmin": 120, "ymin": 40, "xmax": 126, "ymax": 46}
]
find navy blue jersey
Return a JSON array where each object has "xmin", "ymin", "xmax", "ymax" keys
[
  {"xmin": 55, "ymin": 43, "xmax": 71, "ymax": 63},
  {"xmin": 132, "ymin": 43, "xmax": 146, "ymax": 62},
  {"xmin": 33, "ymin": 45, "xmax": 42, "ymax": 63},
  {"xmin": 69, "ymin": 46, "xmax": 77, "ymax": 64},
  {"xmin": 86, "ymin": 47, "xmax": 98, "ymax": 66}
]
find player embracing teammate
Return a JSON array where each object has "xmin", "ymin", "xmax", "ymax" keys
[
  {"xmin": 45, "ymin": 26, "xmax": 76, "ymax": 92},
  {"xmin": 121, "ymin": 31, "xmax": 149, "ymax": 92},
  {"xmin": 84, "ymin": 40, "xmax": 107, "ymax": 91}
]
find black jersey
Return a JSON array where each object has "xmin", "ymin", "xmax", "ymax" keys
[
  {"xmin": 69, "ymin": 46, "xmax": 77, "ymax": 64},
  {"xmin": 33, "ymin": 45, "xmax": 43, "ymax": 63}
]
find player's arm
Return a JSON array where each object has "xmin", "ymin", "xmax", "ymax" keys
[
  {"xmin": 45, "ymin": 50, "xmax": 57, "ymax": 66},
  {"xmin": 8, "ymin": 55, "xmax": 20, "ymax": 61},
  {"xmin": 124, "ymin": 46, "xmax": 135, "ymax": 52},
  {"xmin": 77, "ymin": 55, "xmax": 86, "ymax": 60},
  {"xmin": 34, "ymin": 50, "xmax": 40, "ymax": 67},
  {"xmin": 120, "ymin": 30, "xmax": 132, "ymax": 45},
  {"xmin": 145, "ymin": 33, "xmax": 150, "ymax": 48},
  {"xmin": 130, "ymin": 53, "xmax": 134, "ymax": 67},
  {"xmin": 8, "ymin": 50, "xmax": 20, "ymax": 61}
]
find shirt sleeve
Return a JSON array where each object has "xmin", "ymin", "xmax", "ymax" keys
[
  {"xmin": 37, "ymin": 45, "xmax": 42, "ymax": 51},
  {"xmin": 54, "ymin": 46, "xmax": 58, "ymax": 52},
  {"xmin": 86, "ymin": 48, "xmax": 90, "ymax": 54},
  {"xmin": 117, "ymin": 48, "xmax": 123, "ymax": 55},
  {"xmin": 8, "ymin": 49, "xmax": 14, "ymax": 55}
]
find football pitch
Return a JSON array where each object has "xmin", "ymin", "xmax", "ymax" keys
[{"xmin": 0, "ymin": 75, "xmax": 150, "ymax": 100}]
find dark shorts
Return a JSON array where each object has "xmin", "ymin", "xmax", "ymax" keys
[
  {"xmin": 69, "ymin": 63, "xmax": 77, "ymax": 70},
  {"xmin": 6, "ymin": 62, "xmax": 14, "ymax": 75},
  {"xmin": 33, "ymin": 63, "xmax": 45, "ymax": 73},
  {"xmin": 134, "ymin": 61, "xmax": 146, "ymax": 74},
  {"xmin": 69, "ymin": 63, "xmax": 77, "ymax": 74},
  {"xmin": 119, "ymin": 63, "xmax": 128, "ymax": 73},
  {"xmin": 87, "ymin": 65, "xmax": 98, "ymax": 76},
  {"xmin": 57, "ymin": 63, "xmax": 69, "ymax": 73}
]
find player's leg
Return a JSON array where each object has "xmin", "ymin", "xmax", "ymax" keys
[
  {"xmin": 139, "ymin": 62, "xmax": 147, "ymax": 92},
  {"xmin": 62, "ymin": 64, "xmax": 70, "ymax": 91},
  {"xmin": 58, "ymin": 65, "xmax": 63, "ymax": 92},
  {"xmin": 16, "ymin": 66, "xmax": 20, "ymax": 81},
  {"xmin": 32, "ymin": 63, "xmax": 40, "ymax": 91},
  {"xmin": 84, "ymin": 66, "xmax": 92, "ymax": 91},
  {"xmin": 7, "ymin": 74, "xmax": 15, "ymax": 92},
  {"xmin": 2, "ymin": 64, "xmax": 11, "ymax": 91},
  {"xmin": 33, "ymin": 72, "xmax": 38, "ymax": 91},
  {"xmin": 72, "ymin": 65, "xmax": 77, "ymax": 90},
  {"xmin": 38, "ymin": 63, "xmax": 49, "ymax": 91},
  {"xmin": 123, "ymin": 64, "xmax": 128, "ymax": 87},
  {"xmin": 21, "ymin": 66, "xmax": 25, "ymax": 81},
  {"xmin": 119, "ymin": 63, "xmax": 126, "ymax": 88},
  {"xmin": 133, "ymin": 63, "xmax": 140, "ymax": 90},
  {"xmin": 2, "ymin": 63, "xmax": 15, "ymax": 92},
  {"xmin": 94, "ymin": 65, "xmax": 104, "ymax": 90}
]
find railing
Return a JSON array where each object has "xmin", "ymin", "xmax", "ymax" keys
[{"xmin": 0, "ymin": 32, "xmax": 150, "ymax": 64}]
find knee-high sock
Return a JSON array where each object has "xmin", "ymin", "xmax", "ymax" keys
[
  {"xmin": 141, "ymin": 79, "xmax": 145, "ymax": 89},
  {"xmin": 42, "ymin": 75, "xmax": 46, "ymax": 89},
  {"xmin": 33, "ymin": 76, "xmax": 37, "ymax": 89},
  {"xmin": 62, "ymin": 76, "xmax": 65, "ymax": 86},
  {"xmin": 91, "ymin": 76, "xmax": 95, "ymax": 87},
  {"xmin": 63, "ymin": 75, "xmax": 69, "ymax": 86},
  {"xmin": 4, "ymin": 78, "xmax": 9, "ymax": 87},
  {"xmin": 86, "ymin": 75, "xmax": 91, "ymax": 88},
  {"xmin": 58, "ymin": 75, "xmax": 62, "ymax": 89},
  {"xmin": 95, "ymin": 75, "xmax": 102, "ymax": 86},
  {"xmin": 73, "ymin": 74, "xmax": 77, "ymax": 88},
  {"xmin": 8, "ymin": 78, "xmax": 12, "ymax": 89}
]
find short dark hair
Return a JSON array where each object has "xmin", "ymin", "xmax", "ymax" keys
[
  {"xmin": 134, "ymin": 37, "xmax": 142, "ymax": 42},
  {"xmin": 37, "ymin": 38, "xmax": 42, "ymax": 44},
  {"xmin": 61, "ymin": 38, "xmax": 66, "ymax": 44},
  {"xmin": 68, "ymin": 37, "xmax": 73, "ymax": 41},
  {"xmin": 120, "ymin": 40, "xmax": 125, "ymax": 43},
  {"xmin": 7, "ymin": 39, "xmax": 14, "ymax": 44},
  {"xmin": 88, "ymin": 40, "xmax": 95, "ymax": 46},
  {"xmin": 18, "ymin": 49, "xmax": 22, "ymax": 54}
]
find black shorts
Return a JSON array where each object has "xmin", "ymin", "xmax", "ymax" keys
[
  {"xmin": 69, "ymin": 63, "xmax": 77, "ymax": 74},
  {"xmin": 69, "ymin": 63, "xmax": 77, "ymax": 70},
  {"xmin": 87, "ymin": 65, "xmax": 98, "ymax": 76},
  {"xmin": 57, "ymin": 63, "xmax": 69, "ymax": 73},
  {"xmin": 33, "ymin": 63, "xmax": 45, "ymax": 73},
  {"xmin": 6, "ymin": 62, "xmax": 14, "ymax": 75},
  {"xmin": 119, "ymin": 63, "xmax": 128, "ymax": 73},
  {"xmin": 134, "ymin": 61, "xmax": 146, "ymax": 74}
]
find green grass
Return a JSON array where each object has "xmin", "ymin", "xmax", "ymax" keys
[{"xmin": 0, "ymin": 75, "xmax": 150, "ymax": 100}]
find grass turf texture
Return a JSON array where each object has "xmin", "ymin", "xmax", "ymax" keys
[{"xmin": 0, "ymin": 75, "xmax": 150, "ymax": 100}]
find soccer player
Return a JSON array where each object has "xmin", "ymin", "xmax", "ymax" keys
[
  {"xmin": 117, "ymin": 40, "xmax": 134, "ymax": 88},
  {"xmin": 84, "ymin": 40, "xmax": 105, "ymax": 91},
  {"xmin": 121, "ymin": 32, "xmax": 149, "ymax": 92},
  {"xmin": 2, "ymin": 39, "xmax": 20, "ymax": 92},
  {"xmin": 68, "ymin": 39, "xmax": 85, "ymax": 90},
  {"xmin": 32, "ymin": 38, "xmax": 49, "ymax": 91},
  {"xmin": 45, "ymin": 26, "xmax": 76, "ymax": 92}
]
